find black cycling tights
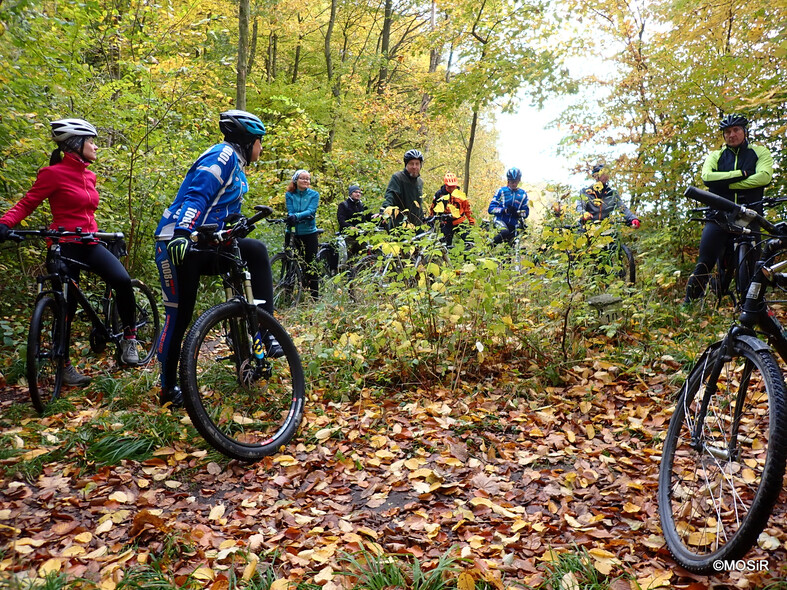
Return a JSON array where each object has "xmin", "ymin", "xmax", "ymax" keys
[
  {"xmin": 685, "ymin": 222, "xmax": 733, "ymax": 302},
  {"xmin": 60, "ymin": 242, "xmax": 136, "ymax": 361},
  {"xmin": 294, "ymin": 233, "xmax": 319, "ymax": 299}
]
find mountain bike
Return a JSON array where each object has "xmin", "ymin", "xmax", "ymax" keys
[
  {"xmin": 6, "ymin": 229, "xmax": 160, "ymax": 415},
  {"xmin": 689, "ymin": 198, "xmax": 787, "ymax": 308},
  {"xmin": 658, "ymin": 186, "xmax": 787, "ymax": 574},
  {"xmin": 178, "ymin": 205, "xmax": 305, "ymax": 461},
  {"xmin": 350, "ymin": 215, "xmax": 451, "ymax": 297},
  {"xmin": 581, "ymin": 218, "xmax": 636, "ymax": 284},
  {"xmin": 268, "ymin": 218, "xmax": 303, "ymax": 308}
]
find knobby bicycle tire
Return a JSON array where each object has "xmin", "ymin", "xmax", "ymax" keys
[
  {"xmin": 110, "ymin": 279, "xmax": 161, "ymax": 365},
  {"xmin": 179, "ymin": 300, "xmax": 305, "ymax": 461},
  {"xmin": 270, "ymin": 252, "xmax": 303, "ymax": 308},
  {"xmin": 349, "ymin": 254, "xmax": 403, "ymax": 300},
  {"xmin": 27, "ymin": 296, "xmax": 65, "ymax": 415},
  {"xmin": 658, "ymin": 338, "xmax": 787, "ymax": 573},
  {"xmin": 620, "ymin": 243, "xmax": 635, "ymax": 284}
]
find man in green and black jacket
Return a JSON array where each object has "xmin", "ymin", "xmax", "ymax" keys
[{"xmin": 685, "ymin": 114, "xmax": 774, "ymax": 302}]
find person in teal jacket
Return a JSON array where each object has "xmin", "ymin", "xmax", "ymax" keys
[{"xmin": 285, "ymin": 169, "xmax": 320, "ymax": 299}]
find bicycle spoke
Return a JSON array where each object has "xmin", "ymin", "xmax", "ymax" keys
[{"xmin": 181, "ymin": 302, "xmax": 304, "ymax": 461}]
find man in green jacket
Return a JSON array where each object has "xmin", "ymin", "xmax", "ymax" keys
[
  {"xmin": 382, "ymin": 149, "xmax": 425, "ymax": 228},
  {"xmin": 684, "ymin": 114, "xmax": 774, "ymax": 302}
]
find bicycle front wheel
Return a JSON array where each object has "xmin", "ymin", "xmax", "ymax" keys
[
  {"xmin": 270, "ymin": 253, "xmax": 303, "ymax": 308},
  {"xmin": 111, "ymin": 279, "xmax": 161, "ymax": 364},
  {"xmin": 179, "ymin": 300, "xmax": 305, "ymax": 461},
  {"xmin": 658, "ymin": 338, "xmax": 787, "ymax": 573},
  {"xmin": 27, "ymin": 296, "xmax": 65, "ymax": 415}
]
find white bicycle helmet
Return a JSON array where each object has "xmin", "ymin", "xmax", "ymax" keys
[{"xmin": 50, "ymin": 118, "xmax": 97, "ymax": 143}]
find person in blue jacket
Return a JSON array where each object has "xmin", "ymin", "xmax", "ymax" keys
[
  {"xmin": 488, "ymin": 167, "xmax": 529, "ymax": 244},
  {"xmin": 153, "ymin": 110, "xmax": 282, "ymax": 408},
  {"xmin": 285, "ymin": 169, "xmax": 320, "ymax": 299}
]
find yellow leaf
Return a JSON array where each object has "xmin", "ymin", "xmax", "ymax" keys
[
  {"xmin": 314, "ymin": 566, "xmax": 334, "ymax": 584},
  {"xmin": 585, "ymin": 424, "xmax": 596, "ymax": 439},
  {"xmin": 95, "ymin": 520, "xmax": 113, "ymax": 535},
  {"xmin": 269, "ymin": 580, "xmax": 290, "ymax": 590},
  {"xmin": 404, "ymin": 457, "xmax": 424, "ymax": 469},
  {"xmin": 74, "ymin": 532, "xmax": 93, "ymax": 544},
  {"xmin": 559, "ymin": 572, "xmax": 579, "ymax": 590},
  {"xmin": 458, "ymin": 571, "xmax": 475, "ymax": 590},
  {"xmin": 193, "ymin": 566, "xmax": 215, "ymax": 581},
  {"xmin": 38, "ymin": 558, "xmax": 63, "ymax": 576},
  {"xmin": 21, "ymin": 449, "xmax": 48, "ymax": 461},
  {"xmin": 315, "ymin": 428, "xmax": 335, "ymax": 442},
  {"xmin": 273, "ymin": 455, "xmax": 298, "ymax": 466},
  {"xmin": 469, "ymin": 497, "xmax": 518, "ymax": 518},
  {"xmin": 209, "ymin": 504, "xmax": 226, "ymax": 521},
  {"xmin": 637, "ymin": 570, "xmax": 672, "ymax": 589},
  {"xmin": 108, "ymin": 491, "xmax": 128, "ymax": 503},
  {"xmin": 622, "ymin": 502, "xmax": 640, "ymax": 513},
  {"xmin": 242, "ymin": 556, "xmax": 260, "ymax": 581},
  {"xmin": 587, "ymin": 548, "xmax": 616, "ymax": 559},
  {"xmin": 61, "ymin": 546, "xmax": 86, "ymax": 557}
]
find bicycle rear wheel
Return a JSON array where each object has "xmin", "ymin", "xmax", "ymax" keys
[
  {"xmin": 658, "ymin": 338, "xmax": 787, "ymax": 573},
  {"xmin": 179, "ymin": 300, "xmax": 305, "ymax": 461},
  {"xmin": 27, "ymin": 297, "xmax": 65, "ymax": 415},
  {"xmin": 270, "ymin": 253, "xmax": 303, "ymax": 308},
  {"xmin": 111, "ymin": 279, "xmax": 161, "ymax": 364},
  {"xmin": 618, "ymin": 243, "xmax": 635, "ymax": 284}
]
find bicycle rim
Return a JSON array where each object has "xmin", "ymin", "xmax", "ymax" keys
[
  {"xmin": 180, "ymin": 301, "xmax": 305, "ymax": 461},
  {"xmin": 111, "ymin": 279, "xmax": 161, "ymax": 364},
  {"xmin": 658, "ymin": 339, "xmax": 787, "ymax": 573},
  {"xmin": 27, "ymin": 297, "xmax": 65, "ymax": 415},
  {"xmin": 271, "ymin": 253, "xmax": 302, "ymax": 308}
]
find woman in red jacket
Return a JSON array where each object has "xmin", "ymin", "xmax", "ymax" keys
[{"xmin": 0, "ymin": 118, "xmax": 139, "ymax": 385}]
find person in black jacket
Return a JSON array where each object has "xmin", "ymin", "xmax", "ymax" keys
[
  {"xmin": 684, "ymin": 114, "xmax": 774, "ymax": 303},
  {"xmin": 337, "ymin": 184, "xmax": 370, "ymax": 256}
]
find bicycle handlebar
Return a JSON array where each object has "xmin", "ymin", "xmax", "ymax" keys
[
  {"xmin": 7, "ymin": 228, "xmax": 124, "ymax": 243},
  {"xmin": 190, "ymin": 205, "xmax": 277, "ymax": 245},
  {"xmin": 685, "ymin": 186, "xmax": 779, "ymax": 235}
]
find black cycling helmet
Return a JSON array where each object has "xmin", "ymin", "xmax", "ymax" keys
[
  {"xmin": 403, "ymin": 149, "xmax": 424, "ymax": 165},
  {"xmin": 219, "ymin": 110, "xmax": 266, "ymax": 142},
  {"xmin": 719, "ymin": 114, "xmax": 748, "ymax": 130},
  {"xmin": 591, "ymin": 163, "xmax": 609, "ymax": 176},
  {"xmin": 506, "ymin": 167, "xmax": 522, "ymax": 182}
]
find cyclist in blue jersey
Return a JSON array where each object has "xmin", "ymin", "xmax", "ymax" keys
[
  {"xmin": 489, "ymin": 167, "xmax": 529, "ymax": 244},
  {"xmin": 153, "ymin": 110, "xmax": 282, "ymax": 407}
]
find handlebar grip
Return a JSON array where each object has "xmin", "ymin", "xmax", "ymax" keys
[
  {"xmin": 684, "ymin": 186, "xmax": 740, "ymax": 213},
  {"xmin": 94, "ymin": 232, "xmax": 125, "ymax": 241}
]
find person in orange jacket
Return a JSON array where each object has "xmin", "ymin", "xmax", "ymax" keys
[{"xmin": 430, "ymin": 172, "xmax": 475, "ymax": 247}]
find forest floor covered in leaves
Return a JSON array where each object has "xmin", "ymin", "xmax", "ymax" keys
[{"xmin": 1, "ymin": 350, "xmax": 786, "ymax": 590}]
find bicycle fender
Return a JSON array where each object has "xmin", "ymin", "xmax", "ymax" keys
[{"xmin": 734, "ymin": 333, "xmax": 772, "ymax": 354}]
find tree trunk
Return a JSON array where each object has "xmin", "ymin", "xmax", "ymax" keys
[
  {"xmin": 236, "ymin": 0, "xmax": 250, "ymax": 109},
  {"xmin": 464, "ymin": 108, "xmax": 479, "ymax": 195},
  {"xmin": 324, "ymin": 0, "xmax": 340, "ymax": 153},
  {"xmin": 377, "ymin": 0, "xmax": 393, "ymax": 93}
]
